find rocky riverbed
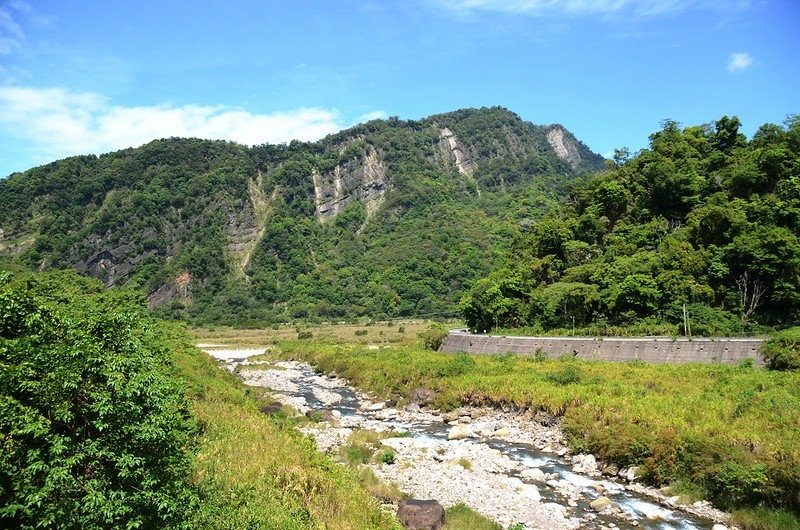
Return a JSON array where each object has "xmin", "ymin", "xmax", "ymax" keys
[{"xmin": 204, "ymin": 347, "xmax": 733, "ymax": 530}]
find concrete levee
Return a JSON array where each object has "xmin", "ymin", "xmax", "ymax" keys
[{"xmin": 440, "ymin": 332, "xmax": 765, "ymax": 366}]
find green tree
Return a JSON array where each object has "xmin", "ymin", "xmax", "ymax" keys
[{"xmin": 0, "ymin": 270, "xmax": 198, "ymax": 529}]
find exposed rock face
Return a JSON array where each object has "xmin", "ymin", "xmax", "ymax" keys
[
  {"xmin": 227, "ymin": 173, "xmax": 272, "ymax": 276},
  {"xmin": 547, "ymin": 126, "xmax": 584, "ymax": 169},
  {"xmin": 146, "ymin": 271, "xmax": 191, "ymax": 309},
  {"xmin": 438, "ymin": 127, "xmax": 474, "ymax": 175},
  {"xmin": 313, "ymin": 146, "xmax": 388, "ymax": 221},
  {"xmin": 397, "ymin": 499, "xmax": 445, "ymax": 530},
  {"xmin": 75, "ymin": 236, "xmax": 157, "ymax": 288},
  {"xmin": 438, "ymin": 127, "xmax": 481, "ymax": 196}
]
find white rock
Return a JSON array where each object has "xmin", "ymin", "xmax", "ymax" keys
[
  {"xmin": 504, "ymin": 477, "xmax": 525, "ymax": 490},
  {"xmin": 375, "ymin": 408, "xmax": 398, "ymax": 420},
  {"xmin": 521, "ymin": 468, "xmax": 546, "ymax": 482},
  {"xmin": 519, "ymin": 484, "xmax": 541, "ymax": 502},
  {"xmin": 447, "ymin": 424, "xmax": 472, "ymax": 440},
  {"xmin": 711, "ymin": 525, "xmax": 728, "ymax": 530},
  {"xmin": 311, "ymin": 387, "xmax": 342, "ymax": 406},
  {"xmin": 492, "ymin": 426, "xmax": 511, "ymax": 437},
  {"xmin": 361, "ymin": 401, "xmax": 386, "ymax": 411}
]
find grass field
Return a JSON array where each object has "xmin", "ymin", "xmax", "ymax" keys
[
  {"xmin": 194, "ymin": 319, "xmax": 437, "ymax": 348},
  {"xmin": 191, "ymin": 323, "xmax": 800, "ymax": 528}
]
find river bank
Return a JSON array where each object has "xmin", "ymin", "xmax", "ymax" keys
[{"xmin": 204, "ymin": 346, "xmax": 733, "ymax": 530}]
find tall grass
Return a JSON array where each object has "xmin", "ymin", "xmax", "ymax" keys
[
  {"xmin": 276, "ymin": 339, "xmax": 800, "ymax": 520},
  {"xmin": 165, "ymin": 324, "xmax": 401, "ymax": 529}
]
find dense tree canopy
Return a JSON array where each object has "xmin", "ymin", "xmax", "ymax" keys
[
  {"xmin": 462, "ymin": 115, "xmax": 800, "ymax": 335},
  {"xmin": 0, "ymin": 270, "xmax": 197, "ymax": 529}
]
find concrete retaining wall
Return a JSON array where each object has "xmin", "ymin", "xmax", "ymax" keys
[{"xmin": 440, "ymin": 332, "xmax": 765, "ymax": 366}]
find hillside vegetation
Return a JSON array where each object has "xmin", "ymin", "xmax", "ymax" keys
[
  {"xmin": 0, "ymin": 269, "xmax": 399, "ymax": 529},
  {"xmin": 463, "ymin": 116, "xmax": 800, "ymax": 335},
  {"xmin": 0, "ymin": 107, "xmax": 603, "ymax": 325}
]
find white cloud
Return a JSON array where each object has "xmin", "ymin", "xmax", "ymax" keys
[
  {"xmin": 727, "ymin": 51, "xmax": 754, "ymax": 73},
  {"xmin": 0, "ymin": 85, "xmax": 385, "ymax": 166},
  {"xmin": 433, "ymin": 0, "xmax": 743, "ymax": 16},
  {"xmin": 0, "ymin": 0, "xmax": 28, "ymax": 55},
  {"xmin": 356, "ymin": 110, "xmax": 389, "ymax": 122}
]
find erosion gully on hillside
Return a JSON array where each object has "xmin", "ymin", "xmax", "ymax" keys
[{"xmin": 201, "ymin": 346, "xmax": 730, "ymax": 530}]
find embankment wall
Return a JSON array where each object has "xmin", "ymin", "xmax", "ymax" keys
[{"xmin": 440, "ymin": 332, "xmax": 765, "ymax": 366}]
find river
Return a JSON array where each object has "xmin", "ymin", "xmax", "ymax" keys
[{"xmin": 202, "ymin": 347, "xmax": 730, "ymax": 530}]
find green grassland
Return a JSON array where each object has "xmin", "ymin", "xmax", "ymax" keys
[{"xmin": 205, "ymin": 325, "xmax": 800, "ymax": 524}]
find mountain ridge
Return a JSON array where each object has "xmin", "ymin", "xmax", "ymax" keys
[{"xmin": 0, "ymin": 106, "xmax": 605, "ymax": 324}]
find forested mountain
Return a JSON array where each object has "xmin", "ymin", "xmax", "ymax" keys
[
  {"xmin": 0, "ymin": 107, "xmax": 604, "ymax": 324},
  {"xmin": 462, "ymin": 116, "xmax": 800, "ymax": 335}
]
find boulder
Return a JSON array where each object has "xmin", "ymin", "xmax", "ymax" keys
[
  {"xmin": 447, "ymin": 424, "xmax": 472, "ymax": 440},
  {"xmin": 711, "ymin": 525, "xmax": 728, "ymax": 530},
  {"xmin": 397, "ymin": 499, "xmax": 444, "ymax": 530},
  {"xmin": 602, "ymin": 463, "xmax": 619, "ymax": 476},
  {"xmin": 572, "ymin": 454, "xmax": 598, "ymax": 474},
  {"xmin": 504, "ymin": 477, "xmax": 524, "ymax": 490},
  {"xmin": 375, "ymin": 408, "xmax": 398, "ymax": 420},
  {"xmin": 590, "ymin": 496, "xmax": 613, "ymax": 512},
  {"xmin": 409, "ymin": 388, "xmax": 436, "ymax": 406},
  {"xmin": 364, "ymin": 401, "xmax": 386, "ymax": 411},
  {"xmin": 519, "ymin": 484, "xmax": 541, "ymax": 502},
  {"xmin": 492, "ymin": 427, "xmax": 511, "ymax": 437},
  {"xmin": 469, "ymin": 408, "xmax": 486, "ymax": 419},
  {"xmin": 442, "ymin": 410, "xmax": 462, "ymax": 422},
  {"xmin": 259, "ymin": 401, "xmax": 283, "ymax": 414},
  {"xmin": 622, "ymin": 466, "xmax": 639, "ymax": 482},
  {"xmin": 520, "ymin": 467, "xmax": 546, "ymax": 482},
  {"xmin": 305, "ymin": 409, "xmax": 339, "ymax": 424}
]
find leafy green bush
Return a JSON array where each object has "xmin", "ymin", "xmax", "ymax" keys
[
  {"xmin": 419, "ymin": 323, "xmax": 448, "ymax": 350},
  {"xmin": 437, "ymin": 352, "xmax": 476, "ymax": 377},
  {"xmin": 0, "ymin": 270, "xmax": 197, "ymax": 529},
  {"xmin": 763, "ymin": 327, "xmax": 800, "ymax": 370},
  {"xmin": 546, "ymin": 364, "xmax": 583, "ymax": 385},
  {"xmin": 378, "ymin": 449, "xmax": 396, "ymax": 464}
]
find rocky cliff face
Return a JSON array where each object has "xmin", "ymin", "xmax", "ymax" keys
[
  {"xmin": 439, "ymin": 127, "xmax": 475, "ymax": 176},
  {"xmin": 312, "ymin": 146, "xmax": 388, "ymax": 221},
  {"xmin": 546, "ymin": 126, "xmax": 584, "ymax": 169}
]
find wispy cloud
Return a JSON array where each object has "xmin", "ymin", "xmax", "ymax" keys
[
  {"xmin": 0, "ymin": 85, "xmax": 385, "ymax": 168},
  {"xmin": 0, "ymin": 0, "xmax": 29, "ymax": 55},
  {"xmin": 727, "ymin": 51, "xmax": 754, "ymax": 73},
  {"xmin": 433, "ymin": 0, "xmax": 746, "ymax": 17},
  {"xmin": 356, "ymin": 110, "xmax": 389, "ymax": 122}
]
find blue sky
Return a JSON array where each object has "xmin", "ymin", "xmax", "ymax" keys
[{"xmin": 0, "ymin": 0, "xmax": 797, "ymax": 177}]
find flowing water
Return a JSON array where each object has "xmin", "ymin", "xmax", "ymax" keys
[{"xmin": 219, "ymin": 353, "xmax": 722, "ymax": 530}]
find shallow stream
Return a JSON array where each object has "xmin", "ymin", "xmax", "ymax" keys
[{"xmin": 214, "ymin": 350, "xmax": 723, "ymax": 530}]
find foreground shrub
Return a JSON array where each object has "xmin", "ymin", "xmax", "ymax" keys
[
  {"xmin": 0, "ymin": 270, "xmax": 197, "ymax": 529},
  {"xmin": 763, "ymin": 327, "xmax": 800, "ymax": 370},
  {"xmin": 419, "ymin": 323, "xmax": 449, "ymax": 350}
]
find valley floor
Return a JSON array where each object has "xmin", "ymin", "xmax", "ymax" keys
[{"xmin": 190, "ymin": 324, "xmax": 800, "ymax": 530}]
